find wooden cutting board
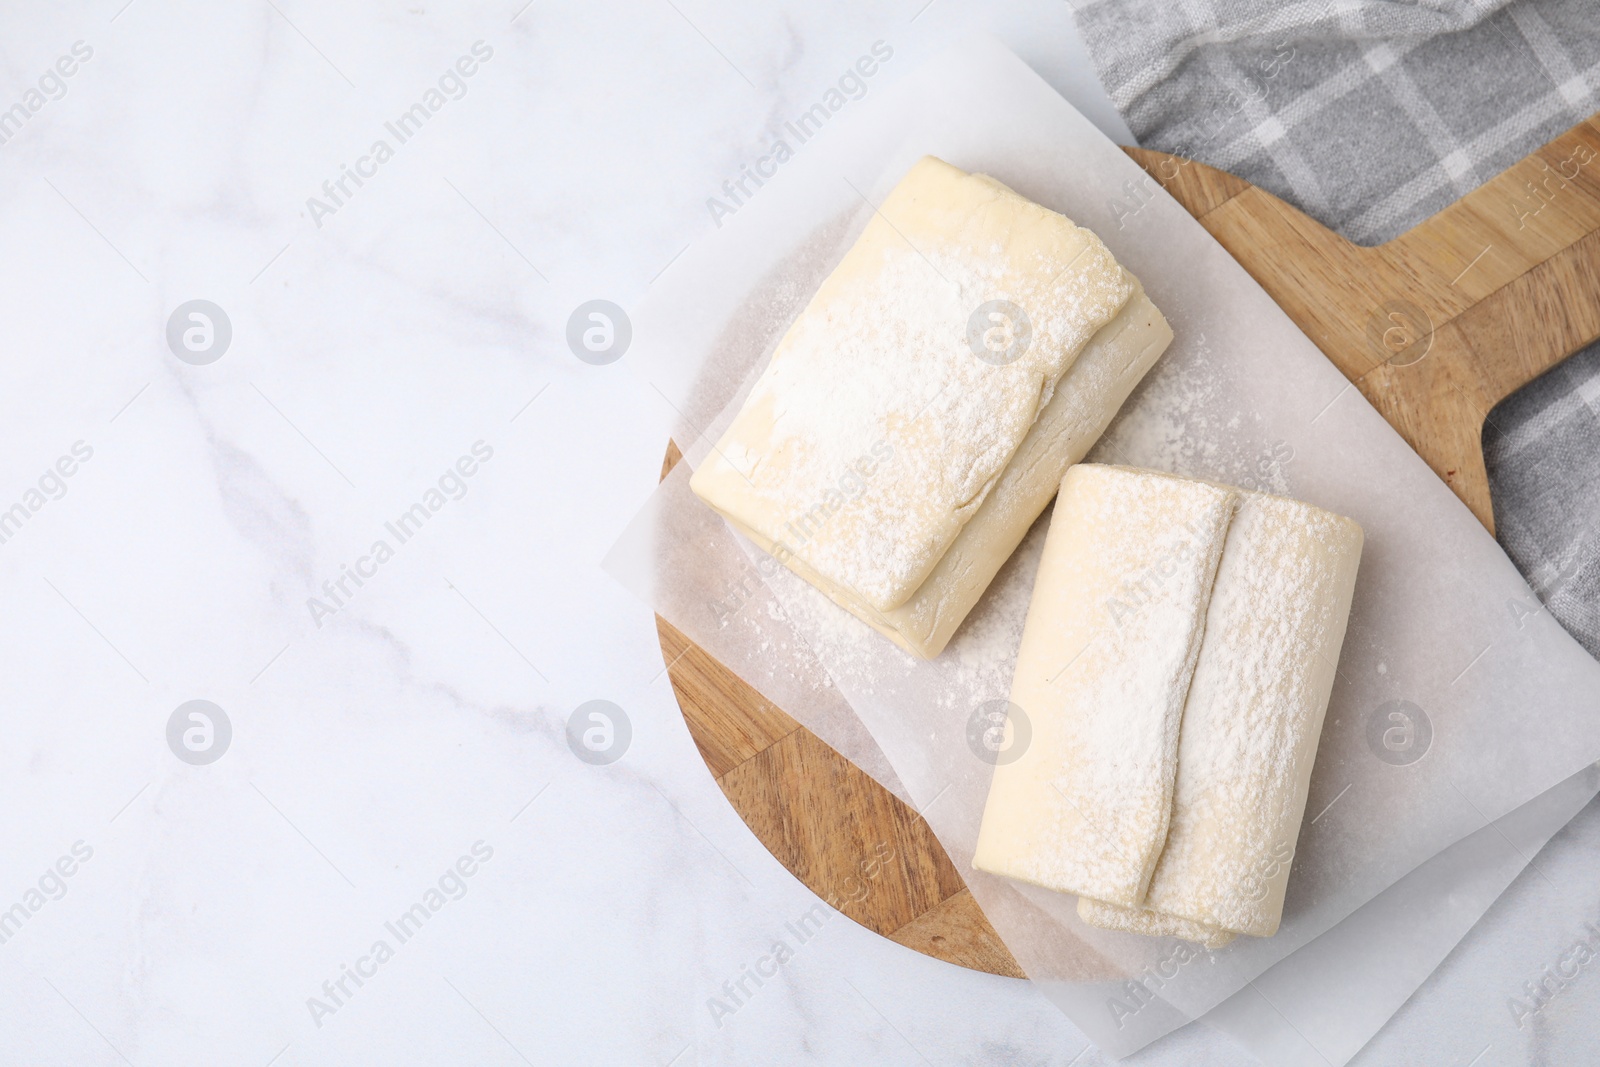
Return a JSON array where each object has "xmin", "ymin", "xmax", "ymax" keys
[{"xmin": 659, "ymin": 112, "xmax": 1600, "ymax": 978}]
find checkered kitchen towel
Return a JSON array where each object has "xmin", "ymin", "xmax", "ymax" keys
[
  {"xmin": 1484, "ymin": 338, "xmax": 1600, "ymax": 658},
  {"xmin": 1072, "ymin": 0, "xmax": 1600, "ymax": 656},
  {"xmin": 1071, "ymin": 0, "xmax": 1600, "ymax": 246}
]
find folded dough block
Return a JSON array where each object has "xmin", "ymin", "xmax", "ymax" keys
[
  {"xmin": 1077, "ymin": 491, "xmax": 1363, "ymax": 940},
  {"xmin": 971, "ymin": 466, "xmax": 1237, "ymax": 907},
  {"xmin": 691, "ymin": 155, "xmax": 1140, "ymax": 631},
  {"xmin": 711, "ymin": 283, "xmax": 1171, "ymax": 658},
  {"xmin": 1075, "ymin": 896, "xmax": 1234, "ymax": 950}
]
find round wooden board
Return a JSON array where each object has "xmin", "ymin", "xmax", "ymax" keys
[{"xmin": 660, "ymin": 115, "xmax": 1600, "ymax": 976}]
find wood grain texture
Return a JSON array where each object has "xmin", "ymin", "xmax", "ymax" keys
[
  {"xmin": 886, "ymin": 889, "xmax": 1026, "ymax": 978},
  {"xmin": 659, "ymin": 114, "xmax": 1600, "ymax": 977}
]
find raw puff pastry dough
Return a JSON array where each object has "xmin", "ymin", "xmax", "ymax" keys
[
  {"xmin": 972, "ymin": 466, "xmax": 1363, "ymax": 943},
  {"xmin": 709, "ymin": 286, "xmax": 1171, "ymax": 658},
  {"xmin": 691, "ymin": 156, "xmax": 1171, "ymax": 658},
  {"xmin": 1080, "ymin": 491, "xmax": 1363, "ymax": 939},
  {"xmin": 971, "ymin": 466, "xmax": 1237, "ymax": 907}
]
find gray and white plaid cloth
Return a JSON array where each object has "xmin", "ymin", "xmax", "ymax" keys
[
  {"xmin": 1484, "ymin": 338, "xmax": 1600, "ymax": 659},
  {"xmin": 1071, "ymin": 0, "xmax": 1600, "ymax": 246},
  {"xmin": 1072, "ymin": 0, "xmax": 1600, "ymax": 656}
]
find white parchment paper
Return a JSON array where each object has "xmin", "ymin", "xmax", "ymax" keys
[{"xmin": 607, "ymin": 38, "xmax": 1600, "ymax": 1059}]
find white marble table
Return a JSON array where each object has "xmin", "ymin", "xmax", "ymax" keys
[{"xmin": 1, "ymin": 1, "xmax": 1596, "ymax": 1064}]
